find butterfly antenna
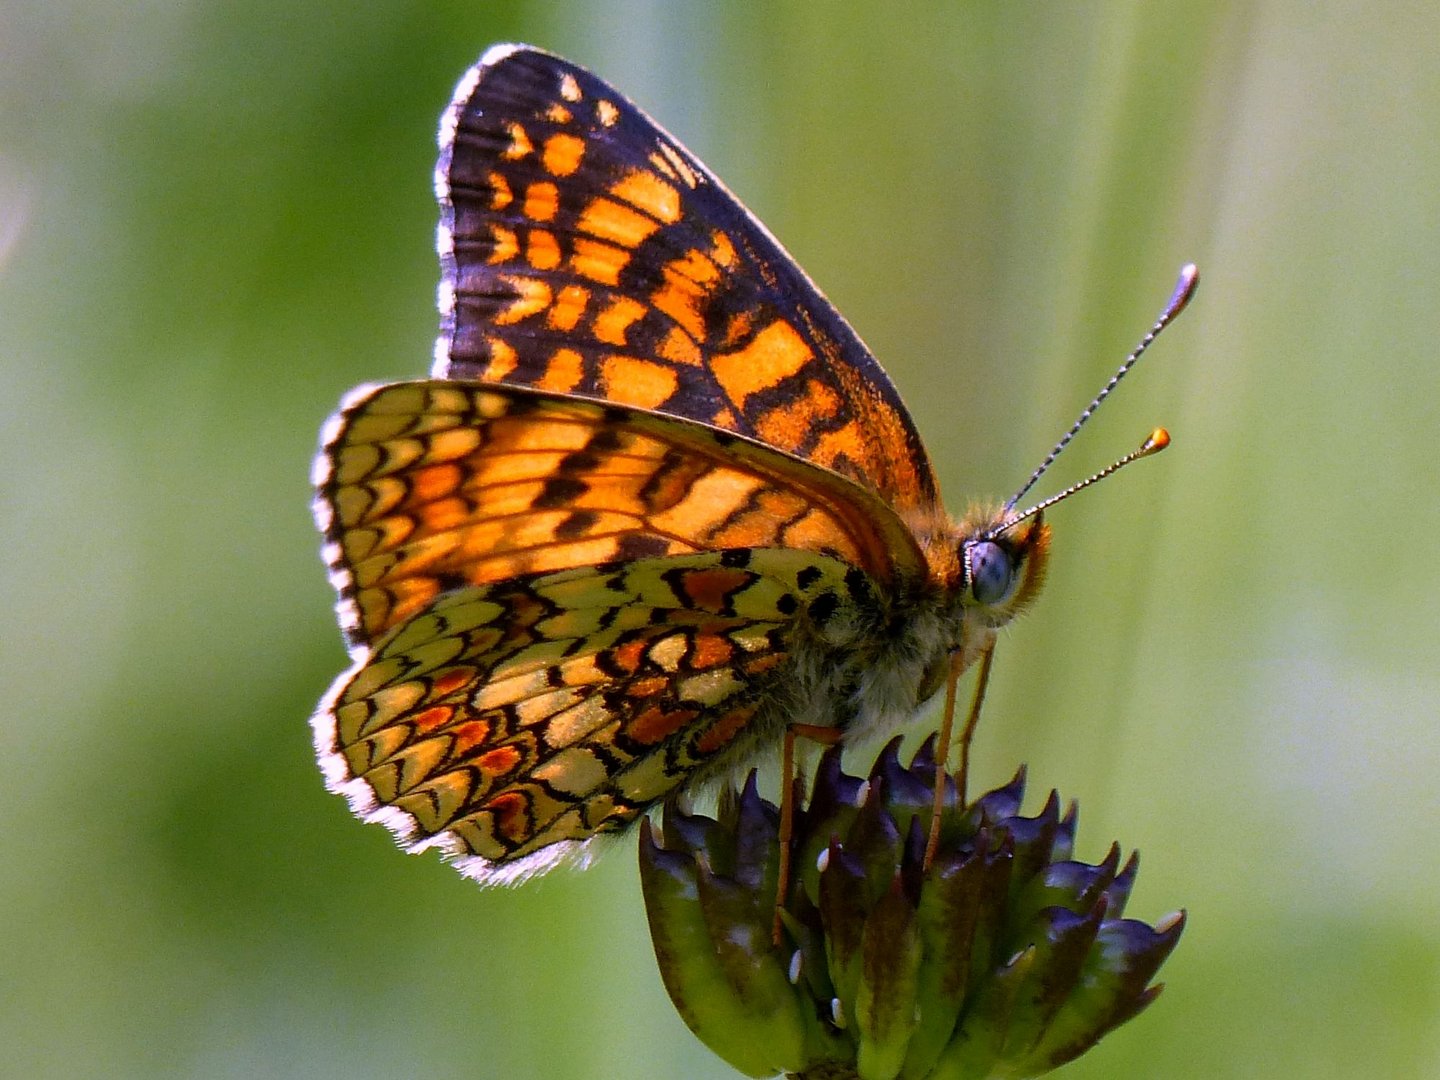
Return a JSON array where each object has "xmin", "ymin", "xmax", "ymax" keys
[
  {"xmin": 1003, "ymin": 264, "xmax": 1198, "ymax": 515},
  {"xmin": 993, "ymin": 427, "xmax": 1171, "ymax": 538}
]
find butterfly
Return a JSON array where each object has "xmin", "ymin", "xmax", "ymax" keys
[{"xmin": 311, "ymin": 43, "xmax": 1192, "ymax": 887}]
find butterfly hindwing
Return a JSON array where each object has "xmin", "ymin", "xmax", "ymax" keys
[
  {"xmin": 314, "ymin": 380, "xmax": 927, "ymax": 648},
  {"xmin": 314, "ymin": 548, "xmax": 873, "ymax": 882},
  {"xmin": 435, "ymin": 44, "xmax": 940, "ymax": 513}
]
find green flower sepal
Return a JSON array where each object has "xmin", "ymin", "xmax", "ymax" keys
[{"xmin": 639, "ymin": 738, "xmax": 1184, "ymax": 1080}]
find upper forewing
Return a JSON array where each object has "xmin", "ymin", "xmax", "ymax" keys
[{"xmin": 433, "ymin": 44, "xmax": 940, "ymax": 513}]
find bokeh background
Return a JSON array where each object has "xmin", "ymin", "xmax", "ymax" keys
[{"xmin": 3, "ymin": 2, "xmax": 1437, "ymax": 1077}]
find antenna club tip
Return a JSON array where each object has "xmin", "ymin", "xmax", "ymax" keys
[
  {"xmin": 1169, "ymin": 265, "xmax": 1199, "ymax": 314},
  {"xmin": 1142, "ymin": 427, "xmax": 1171, "ymax": 454}
]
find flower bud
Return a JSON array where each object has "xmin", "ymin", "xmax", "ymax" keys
[{"xmin": 639, "ymin": 738, "xmax": 1183, "ymax": 1079}]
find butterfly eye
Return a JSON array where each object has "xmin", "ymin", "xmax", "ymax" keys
[{"xmin": 967, "ymin": 540, "xmax": 1016, "ymax": 606}]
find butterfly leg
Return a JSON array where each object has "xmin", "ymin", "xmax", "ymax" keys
[
  {"xmin": 775, "ymin": 722, "xmax": 844, "ymax": 947},
  {"xmin": 924, "ymin": 642, "xmax": 996, "ymax": 868},
  {"xmin": 953, "ymin": 642, "xmax": 996, "ymax": 810}
]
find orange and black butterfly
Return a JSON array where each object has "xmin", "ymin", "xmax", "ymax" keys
[{"xmin": 312, "ymin": 44, "xmax": 1192, "ymax": 884}]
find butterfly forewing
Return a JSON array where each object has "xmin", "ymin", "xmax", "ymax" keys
[
  {"xmin": 315, "ymin": 380, "xmax": 926, "ymax": 648},
  {"xmin": 435, "ymin": 44, "xmax": 939, "ymax": 513}
]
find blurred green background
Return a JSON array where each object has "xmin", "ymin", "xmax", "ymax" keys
[{"xmin": 3, "ymin": 2, "xmax": 1437, "ymax": 1077}]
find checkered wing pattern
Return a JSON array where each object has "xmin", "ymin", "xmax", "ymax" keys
[{"xmin": 317, "ymin": 548, "xmax": 873, "ymax": 881}]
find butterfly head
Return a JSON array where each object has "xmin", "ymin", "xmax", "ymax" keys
[{"xmin": 957, "ymin": 506, "xmax": 1051, "ymax": 628}]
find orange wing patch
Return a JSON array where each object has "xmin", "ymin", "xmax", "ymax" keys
[
  {"xmin": 599, "ymin": 355, "xmax": 677, "ymax": 407},
  {"xmin": 315, "ymin": 381, "xmax": 925, "ymax": 647},
  {"xmin": 542, "ymin": 133, "xmax": 585, "ymax": 176},
  {"xmin": 710, "ymin": 320, "xmax": 812, "ymax": 406}
]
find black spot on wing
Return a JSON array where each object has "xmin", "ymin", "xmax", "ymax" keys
[
  {"xmin": 535, "ymin": 474, "xmax": 588, "ymax": 508},
  {"xmin": 807, "ymin": 591, "xmax": 839, "ymax": 625},
  {"xmin": 554, "ymin": 509, "xmax": 601, "ymax": 539},
  {"xmin": 616, "ymin": 534, "xmax": 672, "ymax": 560}
]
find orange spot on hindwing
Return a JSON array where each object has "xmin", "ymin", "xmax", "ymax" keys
[
  {"xmin": 694, "ymin": 702, "xmax": 758, "ymax": 755},
  {"xmin": 628, "ymin": 705, "xmax": 699, "ymax": 746},
  {"xmin": 674, "ymin": 566, "xmax": 753, "ymax": 614},
  {"xmin": 476, "ymin": 746, "xmax": 523, "ymax": 776}
]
